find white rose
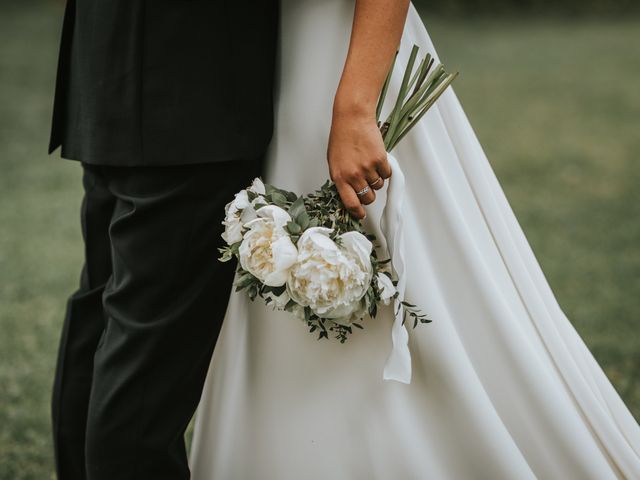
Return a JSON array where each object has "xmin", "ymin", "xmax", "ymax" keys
[
  {"xmin": 286, "ymin": 227, "xmax": 373, "ymax": 325},
  {"xmin": 376, "ymin": 272, "xmax": 396, "ymax": 305},
  {"xmin": 239, "ymin": 205, "xmax": 298, "ymax": 286}
]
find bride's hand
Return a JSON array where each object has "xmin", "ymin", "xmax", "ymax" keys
[
  {"xmin": 327, "ymin": 103, "xmax": 392, "ymax": 219},
  {"xmin": 325, "ymin": 0, "xmax": 409, "ymax": 219}
]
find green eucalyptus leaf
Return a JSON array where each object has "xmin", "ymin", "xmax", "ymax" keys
[
  {"xmin": 235, "ymin": 273, "xmax": 256, "ymax": 290},
  {"xmin": 230, "ymin": 241, "xmax": 242, "ymax": 254},
  {"xmin": 218, "ymin": 247, "xmax": 234, "ymax": 262},
  {"xmin": 286, "ymin": 221, "xmax": 302, "ymax": 234},
  {"xmin": 284, "ymin": 299, "xmax": 298, "ymax": 312},
  {"xmin": 270, "ymin": 191, "xmax": 288, "ymax": 206},
  {"xmin": 265, "ymin": 184, "xmax": 279, "ymax": 196},
  {"xmin": 284, "ymin": 191, "xmax": 298, "ymax": 202},
  {"xmin": 273, "ymin": 285, "xmax": 287, "ymax": 296},
  {"xmin": 296, "ymin": 211, "xmax": 310, "ymax": 230},
  {"xmin": 288, "ymin": 196, "xmax": 306, "ymax": 218}
]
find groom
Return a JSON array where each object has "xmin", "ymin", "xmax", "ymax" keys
[{"xmin": 48, "ymin": 1, "xmax": 278, "ymax": 479}]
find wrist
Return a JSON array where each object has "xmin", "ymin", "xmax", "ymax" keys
[{"xmin": 332, "ymin": 84, "xmax": 378, "ymax": 121}]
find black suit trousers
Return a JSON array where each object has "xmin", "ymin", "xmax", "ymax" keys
[{"xmin": 51, "ymin": 156, "xmax": 264, "ymax": 479}]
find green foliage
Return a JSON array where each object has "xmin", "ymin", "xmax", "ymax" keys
[{"xmin": 400, "ymin": 301, "xmax": 433, "ymax": 328}]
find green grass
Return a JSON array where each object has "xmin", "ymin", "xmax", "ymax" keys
[
  {"xmin": 0, "ymin": 4, "xmax": 638, "ymax": 479},
  {"xmin": 0, "ymin": 3, "xmax": 82, "ymax": 479}
]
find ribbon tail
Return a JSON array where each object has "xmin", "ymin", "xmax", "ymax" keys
[
  {"xmin": 380, "ymin": 154, "xmax": 412, "ymax": 384},
  {"xmin": 383, "ymin": 298, "xmax": 412, "ymax": 383}
]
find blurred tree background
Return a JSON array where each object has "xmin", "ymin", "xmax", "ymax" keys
[{"xmin": 0, "ymin": 0, "xmax": 638, "ymax": 479}]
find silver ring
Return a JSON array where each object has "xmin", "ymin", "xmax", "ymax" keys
[
  {"xmin": 369, "ymin": 177, "xmax": 383, "ymax": 187},
  {"xmin": 356, "ymin": 185, "xmax": 370, "ymax": 197}
]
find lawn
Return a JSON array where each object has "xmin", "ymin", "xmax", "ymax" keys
[{"xmin": 0, "ymin": 3, "xmax": 638, "ymax": 479}]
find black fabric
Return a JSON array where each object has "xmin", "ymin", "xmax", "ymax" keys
[
  {"xmin": 49, "ymin": 0, "xmax": 279, "ymax": 166},
  {"xmin": 51, "ymin": 156, "xmax": 264, "ymax": 479}
]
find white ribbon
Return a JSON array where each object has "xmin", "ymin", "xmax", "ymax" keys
[{"xmin": 380, "ymin": 153, "xmax": 412, "ymax": 384}]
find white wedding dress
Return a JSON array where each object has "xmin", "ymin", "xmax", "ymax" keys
[{"xmin": 189, "ymin": 1, "xmax": 640, "ymax": 478}]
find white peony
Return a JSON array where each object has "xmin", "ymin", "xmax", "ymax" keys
[
  {"xmin": 376, "ymin": 272, "xmax": 396, "ymax": 305},
  {"xmin": 239, "ymin": 205, "xmax": 298, "ymax": 286},
  {"xmin": 221, "ymin": 178, "xmax": 266, "ymax": 245},
  {"xmin": 286, "ymin": 227, "xmax": 373, "ymax": 325}
]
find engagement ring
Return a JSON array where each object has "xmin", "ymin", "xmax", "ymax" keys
[{"xmin": 356, "ymin": 185, "xmax": 370, "ymax": 197}]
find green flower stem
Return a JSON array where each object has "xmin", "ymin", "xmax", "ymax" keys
[
  {"xmin": 377, "ymin": 43, "xmax": 458, "ymax": 152},
  {"xmin": 398, "ymin": 64, "xmax": 445, "ymax": 121},
  {"xmin": 412, "ymin": 55, "xmax": 434, "ymax": 96},
  {"xmin": 388, "ymin": 71, "xmax": 459, "ymax": 150},
  {"xmin": 405, "ymin": 55, "xmax": 427, "ymax": 97},
  {"xmin": 383, "ymin": 45, "xmax": 420, "ymax": 150},
  {"xmin": 376, "ymin": 51, "xmax": 398, "ymax": 123}
]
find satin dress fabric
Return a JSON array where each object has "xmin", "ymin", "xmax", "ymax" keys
[{"xmin": 189, "ymin": 2, "xmax": 640, "ymax": 478}]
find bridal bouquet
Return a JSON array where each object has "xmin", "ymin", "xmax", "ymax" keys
[{"xmin": 219, "ymin": 45, "xmax": 457, "ymax": 343}]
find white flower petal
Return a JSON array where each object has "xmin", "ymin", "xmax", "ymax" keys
[
  {"xmin": 264, "ymin": 290, "xmax": 290, "ymax": 309},
  {"xmin": 264, "ymin": 270, "xmax": 289, "ymax": 287},
  {"xmin": 237, "ymin": 208, "xmax": 298, "ymax": 286},
  {"xmin": 286, "ymin": 226, "xmax": 374, "ymax": 322},
  {"xmin": 339, "ymin": 231, "xmax": 373, "ymax": 265},
  {"xmin": 256, "ymin": 205, "xmax": 292, "ymax": 230},
  {"xmin": 239, "ymin": 205, "xmax": 258, "ymax": 224},
  {"xmin": 234, "ymin": 189, "xmax": 251, "ymax": 210},
  {"xmin": 376, "ymin": 273, "xmax": 396, "ymax": 305},
  {"xmin": 271, "ymin": 236, "xmax": 298, "ymax": 270},
  {"xmin": 221, "ymin": 189, "xmax": 258, "ymax": 245},
  {"xmin": 248, "ymin": 177, "xmax": 266, "ymax": 195},
  {"xmin": 221, "ymin": 222, "xmax": 243, "ymax": 245}
]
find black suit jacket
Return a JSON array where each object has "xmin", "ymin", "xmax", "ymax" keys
[{"xmin": 49, "ymin": 0, "xmax": 279, "ymax": 166}]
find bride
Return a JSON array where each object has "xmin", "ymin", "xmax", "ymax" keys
[{"xmin": 189, "ymin": 1, "xmax": 640, "ymax": 478}]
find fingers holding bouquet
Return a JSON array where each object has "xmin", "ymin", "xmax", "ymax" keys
[
  {"xmin": 359, "ymin": 153, "xmax": 392, "ymax": 197},
  {"xmin": 349, "ymin": 158, "xmax": 392, "ymax": 210},
  {"xmin": 327, "ymin": 110, "xmax": 392, "ymax": 218},
  {"xmin": 367, "ymin": 167, "xmax": 389, "ymax": 192}
]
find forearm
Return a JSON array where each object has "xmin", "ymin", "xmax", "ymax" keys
[
  {"xmin": 327, "ymin": 0, "xmax": 410, "ymax": 219},
  {"xmin": 334, "ymin": 0, "xmax": 411, "ymax": 117}
]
